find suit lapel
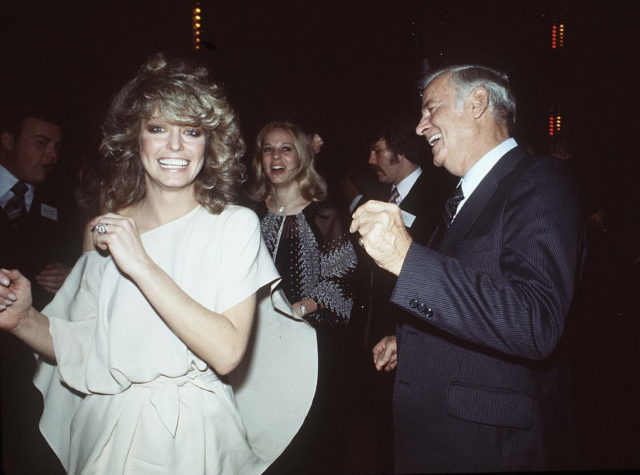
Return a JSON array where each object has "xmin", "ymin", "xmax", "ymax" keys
[
  {"xmin": 440, "ymin": 147, "xmax": 529, "ymax": 255},
  {"xmin": 398, "ymin": 172, "xmax": 425, "ymax": 216}
]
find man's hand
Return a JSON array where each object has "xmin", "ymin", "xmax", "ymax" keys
[
  {"xmin": 34, "ymin": 262, "xmax": 71, "ymax": 294},
  {"xmin": 372, "ymin": 335, "xmax": 398, "ymax": 372},
  {"xmin": 350, "ymin": 200, "xmax": 412, "ymax": 275}
]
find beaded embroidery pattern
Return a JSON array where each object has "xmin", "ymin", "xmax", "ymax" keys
[{"xmin": 261, "ymin": 208, "xmax": 356, "ymax": 324}]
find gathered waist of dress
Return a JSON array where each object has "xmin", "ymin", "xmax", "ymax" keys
[
  {"xmin": 120, "ymin": 369, "xmax": 229, "ymax": 437},
  {"xmin": 131, "ymin": 369, "xmax": 221, "ymax": 391}
]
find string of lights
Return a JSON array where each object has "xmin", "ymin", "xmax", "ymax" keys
[{"xmin": 193, "ymin": 2, "xmax": 202, "ymax": 51}]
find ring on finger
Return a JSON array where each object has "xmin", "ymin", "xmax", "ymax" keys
[{"xmin": 95, "ymin": 223, "xmax": 108, "ymax": 235}]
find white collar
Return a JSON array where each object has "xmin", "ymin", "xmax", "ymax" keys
[
  {"xmin": 394, "ymin": 166, "xmax": 422, "ymax": 202},
  {"xmin": 0, "ymin": 164, "xmax": 35, "ymax": 210},
  {"xmin": 0, "ymin": 164, "xmax": 19, "ymax": 198},
  {"xmin": 460, "ymin": 138, "xmax": 517, "ymax": 203}
]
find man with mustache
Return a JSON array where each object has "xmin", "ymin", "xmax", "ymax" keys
[{"xmin": 349, "ymin": 114, "xmax": 450, "ymax": 472}]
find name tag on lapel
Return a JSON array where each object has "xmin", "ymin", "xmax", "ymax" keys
[
  {"xmin": 401, "ymin": 210, "xmax": 416, "ymax": 228},
  {"xmin": 41, "ymin": 203, "xmax": 59, "ymax": 221}
]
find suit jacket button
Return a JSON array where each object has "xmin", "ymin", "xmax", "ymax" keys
[
  {"xmin": 425, "ymin": 307, "xmax": 434, "ymax": 318},
  {"xmin": 417, "ymin": 303, "xmax": 427, "ymax": 314},
  {"xmin": 409, "ymin": 299, "xmax": 418, "ymax": 308}
]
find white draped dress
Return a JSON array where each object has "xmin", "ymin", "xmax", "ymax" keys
[{"xmin": 32, "ymin": 205, "xmax": 317, "ymax": 474}]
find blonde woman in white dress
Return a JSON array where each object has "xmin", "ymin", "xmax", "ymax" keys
[{"xmin": 0, "ymin": 53, "xmax": 316, "ymax": 475}]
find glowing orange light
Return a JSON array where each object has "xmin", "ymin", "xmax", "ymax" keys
[
  {"xmin": 192, "ymin": 2, "xmax": 203, "ymax": 52},
  {"xmin": 548, "ymin": 107, "xmax": 563, "ymax": 136}
]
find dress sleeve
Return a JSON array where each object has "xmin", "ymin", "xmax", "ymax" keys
[
  {"xmin": 216, "ymin": 207, "xmax": 280, "ymax": 313},
  {"xmin": 32, "ymin": 251, "xmax": 104, "ymax": 470},
  {"xmin": 307, "ymin": 206, "xmax": 358, "ymax": 324},
  {"xmin": 36, "ymin": 252, "xmax": 104, "ymax": 392}
]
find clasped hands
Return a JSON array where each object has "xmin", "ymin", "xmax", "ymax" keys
[{"xmin": 349, "ymin": 200, "xmax": 412, "ymax": 276}]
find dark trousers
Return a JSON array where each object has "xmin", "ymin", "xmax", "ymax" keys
[{"xmin": 1, "ymin": 334, "xmax": 65, "ymax": 475}]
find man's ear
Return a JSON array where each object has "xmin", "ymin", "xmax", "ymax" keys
[
  {"xmin": 0, "ymin": 132, "xmax": 15, "ymax": 153},
  {"xmin": 469, "ymin": 87, "xmax": 489, "ymax": 119}
]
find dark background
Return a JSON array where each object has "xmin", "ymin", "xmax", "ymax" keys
[
  {"xmin": 2, "ymin": 0, "xmax": 639, "ymax": 180},
  {"xmin": 2, "ymin": 0, "xmax": 639, "ymax": 471}
]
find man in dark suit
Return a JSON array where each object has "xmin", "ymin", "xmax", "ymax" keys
[
  {"xmin": 1, "ymin": 108, "xmax": 77, "ymax": 474},
  {"xmin": 351, "ymin": 65, "xmax": 585, "ymax": 473},
  {"xmin": 348, "ymin": 116, "xmax": 451, "ymax": 472},
  {"xmin": 352, "ymin": 115, "xmax": 451, "ymax": 346}
]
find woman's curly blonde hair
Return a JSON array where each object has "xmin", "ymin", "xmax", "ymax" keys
[{"xmin": 99, "ymin": 52, "xmax": 246, "ymax": 214}]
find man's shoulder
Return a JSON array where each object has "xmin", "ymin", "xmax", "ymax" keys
[
  {"xmin": 502, "ymin": 151, "xmax": 576, "ymax": 190},
  {"xmin": 403, "ymin": 167, "xmax": 454, "ymax": 209}
]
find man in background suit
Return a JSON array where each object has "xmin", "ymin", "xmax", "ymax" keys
[
  {"xmin": 347, "ymin": 116, "xmax": 451, "ymax": 473},
  {"xmin": 351, "ymin": 115, "xmax": 451, "ymax": 344},
  {"xmin": 1, "ymin": 107, "xmax": 77, "ymax": 474},
  {"xmin": 352, "ymin": 65, "xmax": 585, "ymax": 473}
]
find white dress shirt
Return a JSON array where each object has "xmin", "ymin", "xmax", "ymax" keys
[
  {"xmin": 394, "ymin": 166, "xmax": 423, "ymax": 205},
  {"xmin": 0, "ymin": 164, "xmax": 35, "ymax": 212},
  {"xmin": 454, "ymin": 138, "xmax": 518, "ymax": 220}
]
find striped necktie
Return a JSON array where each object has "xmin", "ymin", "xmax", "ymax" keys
[
  {"xmin": 3, "ymin": 181, "xmax": 28, "ymax": 220},
  {"xmin": 388, "ymin": 186, "xmax": 400, "ymax": 205}
]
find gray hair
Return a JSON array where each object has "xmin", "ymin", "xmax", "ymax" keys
[{"xmin": 421, "ymin": 65, "xmax": 516, "ymax": 134}]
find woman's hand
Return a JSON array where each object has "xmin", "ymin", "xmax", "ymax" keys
[
  {"xmin": 0, "ymin": 268, "xmax": 56, "ymax": 360},
  {"xmin": 89, "ymin": 213, "xmax": 154, "ymax": 279},
  {"xmin": 0, "ymin": 268, "xmax": 33, "ymax": 332},
  {"xmin": 292, "ymin": 298, "xmax": 319, "ymax": 317}
]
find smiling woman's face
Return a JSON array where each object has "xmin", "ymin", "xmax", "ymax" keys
[
  {"xmin": 260, "ymin": 128, "xmax": 301, "ymax": 187},
  {"xmin": 139, "ymin": 115, "xmax": 206, "ymax": 194}
]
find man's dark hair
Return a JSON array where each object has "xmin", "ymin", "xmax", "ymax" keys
[
  {"xmin": 1, "ymin": 101, "xmax": 64, "ymax": 138},
  {"xmin": 369, "ymin": 113, "xmax": 426, "ymax": 165}
]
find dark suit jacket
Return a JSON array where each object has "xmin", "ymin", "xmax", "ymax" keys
[
  {"xmin": 389, "ymin": 147, "xmax": 586, "ymax": 473},
  {"xmin": 353, "ymin": 169, "xmax": 451, "ymax": 345},
  {"xmin": 1, "ymin": 182, "xmax": 78, "ymax": 475},
  {"xmin": 0, "ymin": 183, "xmax": 79, "ymax": 310}
]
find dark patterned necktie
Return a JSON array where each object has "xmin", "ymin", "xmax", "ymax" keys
[
  {"xmin": 388, "ymin": 186, "xmax": 400, "ymax": 205},
  {"xmin": 443, "ymin": 185, "xmax": 464, "ymax": 228},
  {"xmin": 3, "ymin": 181, "xmax": 28, "ymax": 220},
  {"xmin": 432, "ymin": 185, "xmax": 464, "ymax": 248}
]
